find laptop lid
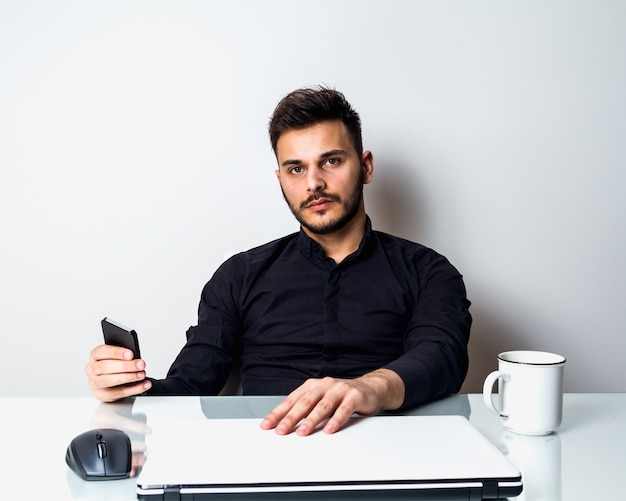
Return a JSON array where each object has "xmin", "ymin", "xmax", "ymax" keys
[{"xmin": 136, "ymin": 411, "xmax": 522, "ymax": 500}]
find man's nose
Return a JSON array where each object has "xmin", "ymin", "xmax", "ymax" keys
[{"xmin": 306, "ymin": 165, "xmax": 325, "ymax": 193}]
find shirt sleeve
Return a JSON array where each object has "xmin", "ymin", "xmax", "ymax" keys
[
  {"xmin": 146, "ymin": 257, "xmax": 243, "ymax": 396},
  {"xmin": 382, "ymin": 249, "xmax": 472, "ymax": 409}
]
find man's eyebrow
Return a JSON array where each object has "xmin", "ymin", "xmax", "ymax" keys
[
  {"xmin": 320, "ymin": 149, "xmax": 348, "ymax": 159},
  {"xmin": 280, "ymin": 150, "xmax": 348, "ymax": 169},
  {"xmin": 280, "ymin": 158, "xmax": 303, "ymax": 168}
]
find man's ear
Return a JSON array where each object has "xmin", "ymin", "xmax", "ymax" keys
[
  {"xmin": 362, "ymin": 150, "xmax": 374, "ymax": 185},
  {"xmin": 274, "ymin": 169, "xmax": 281, "ymax": 182}
]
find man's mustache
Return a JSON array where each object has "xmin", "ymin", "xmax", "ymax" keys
[{"xmin": 300, "ymin": 192, "xmax": 341, "ymax": 209}]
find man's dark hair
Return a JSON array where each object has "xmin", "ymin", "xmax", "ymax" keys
[{"xmin": 269, "ymin": 86, "xmax": 363, "ymax": 158}]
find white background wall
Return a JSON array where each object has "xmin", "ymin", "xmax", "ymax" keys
[{"xmin": 1, "ymin": 0, "xmax": 624, "ymax": 397}]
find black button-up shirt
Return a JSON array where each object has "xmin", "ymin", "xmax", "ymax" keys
[{"xmin": 149, "ymin": 217, "xmax": 471, "ymax": 409}]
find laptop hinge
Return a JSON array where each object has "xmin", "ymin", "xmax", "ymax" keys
[
  {"xmin": 163, "ymin": 485, "xmax": 181, "ymax": 501},
  {"xmin": 482, "ymin": 479, "xmax": 499, "ymax": 499}
]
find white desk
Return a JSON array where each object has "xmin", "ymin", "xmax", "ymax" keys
[{"xmin": 1, "ymin": 394, "xmax": 623, "ymax": 500}]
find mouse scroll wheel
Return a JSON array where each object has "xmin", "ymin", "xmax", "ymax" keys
[{"xmin": 97, "ymin": 441, "xmax": 108, "ymax": 459}]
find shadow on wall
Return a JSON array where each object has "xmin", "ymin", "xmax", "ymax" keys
[
  {"xmin": 461, "ymin": 306, "xmax": 535, "ymax": 393},
  {"xmin": 367, "ymin": 159, "xmax": 533, "ymax": 394},
  {"xmin": 366, "ymin": 159, "xmax": 426, "ymax": 241}
]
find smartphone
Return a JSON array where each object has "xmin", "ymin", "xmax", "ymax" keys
[{"xmin": 101, "ymin": 317, "xmax": 141, "ymax": 359}]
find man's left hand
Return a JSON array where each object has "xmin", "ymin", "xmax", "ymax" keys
[{"xmin": 260, "ymin": 369, "xmax": 404, "ymax": 436}]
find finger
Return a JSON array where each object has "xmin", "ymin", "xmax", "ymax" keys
[
  {"xmin": 259, "ymin": 396, "xmax": 305, "ymax": 433},
  {"xmin": 273, "ymin": 380, "xmax": 344, "ymax": 435},
  {"xmin": 87, "ymin": 359, "xmax": 149, "ymax": 399},
  {"xmin": 295, "ymin": 381, "xmax": 360, "ymax": 436},
  {"xmin": 86, "ymin": 360, "xmax": 146, "ymax": 395},
  {"xmin": 260, "ymin": 382, "xmax": 313, "ymax": 428},
  {"xmin": 295, "ymin": 393, "xmax": 344, "ymax": 436},
  {"xmin": 90, "ymin": 344, "xmax": 135, "ymax": 363},
  {"xmin": 85, "ymin": 351, "xmax": 139, "ymax": 383},
  {"xmin": 321, "ymin": 397, "xmax": 359, "ymax": 434},
  {"xmin": 92, "ymin": 380, "xmax": 152, "ymax": 403},
  {"xmin": 298, "ymin": 381, "xmax": 377, "ymax": 436},
  {"xmin": 89, "ymin": 368, "xmax": 147, "ymax": 393},
  {"xmin": 320, "ymin": 379, "xmax": 386, "ymax": 434},
  {"xmin": 88, "ymin": 357, "xmax": 146, "ymax": 378},
  {"xmin": 260, "ymin": 381, "xmax": 322, "ymax": 433}
]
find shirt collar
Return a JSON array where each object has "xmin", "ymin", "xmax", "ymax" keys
[{"xmin": 298, "ymin": 215, "xmax": 373, "ymax": 260}]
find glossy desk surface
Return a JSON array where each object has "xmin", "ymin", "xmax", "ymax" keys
[{"xmin": 1, "ymin": 393, "xmax": 623, "ymax": 500}]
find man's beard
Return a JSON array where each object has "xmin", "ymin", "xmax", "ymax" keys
[{"xmin": 281, "ymin": 179, "xmax": 364, "ymax": 236}]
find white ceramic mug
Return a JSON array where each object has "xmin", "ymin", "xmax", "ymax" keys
[{"xmin": 483, "ymin": 350, "xmax": 566, "ymax": 435}]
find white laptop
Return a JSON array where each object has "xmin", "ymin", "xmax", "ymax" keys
[{"xmin": 135, "ymin": 412, "xmax": 522, "ymax": 500}]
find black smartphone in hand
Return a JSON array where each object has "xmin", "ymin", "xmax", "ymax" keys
[{"xmin": 101, "ymin": 317, "xmax": 141, "ymax": 359}]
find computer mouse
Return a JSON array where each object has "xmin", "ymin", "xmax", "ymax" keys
[{"xmin": 65, "ymin": 428, "xmax": 131, "ymax": 480}]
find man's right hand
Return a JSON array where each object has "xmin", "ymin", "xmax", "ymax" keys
[{"xmin": 85, "ymin": 345, "xmax": 152, "ymax": 402}]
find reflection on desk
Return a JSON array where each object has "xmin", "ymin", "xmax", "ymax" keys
[
  {"xmin": 0, "ymin": 394, "xmax": 623, "ymax": 500},
  {"xmin": 499, "ymin": 430, "xmax": 561, "ymax": 501}
]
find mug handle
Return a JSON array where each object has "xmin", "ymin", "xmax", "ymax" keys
[{"xmin": 482, "ymin": 370, "xmax": 511, "ymax": 417}]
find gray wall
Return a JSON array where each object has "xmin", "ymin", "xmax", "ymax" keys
[{"xmin": 1, "ymin": 0, "xmax": 624, "ymax": 397}]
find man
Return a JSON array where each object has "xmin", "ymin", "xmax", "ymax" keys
[{"xmin": 86, "ymin": 86, "xmax": 471, "ymax": 436}]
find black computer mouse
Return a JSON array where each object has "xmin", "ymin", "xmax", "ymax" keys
[{"xmin": 66, "ymin": 428, "xmax": 131, "ymax": 480}]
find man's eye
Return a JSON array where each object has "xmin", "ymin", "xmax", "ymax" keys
[
  {"xmin": 326, "ymin": 158, "xmax": 338, "ymax": 165},
  {"xmin": 289, "ymin": 166, "xmax": 303, "ymax": 174}
]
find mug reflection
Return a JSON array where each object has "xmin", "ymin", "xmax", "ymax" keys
[{"xmin": 499, "ymin": 429, "xmax": 561, "ymax": 501}]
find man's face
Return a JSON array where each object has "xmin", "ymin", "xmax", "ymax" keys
[{"xmin": 275, "ymin": 120, "xmax": 373, "ymax": 236}]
